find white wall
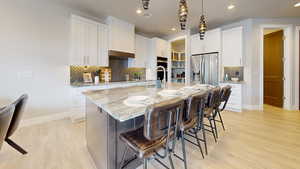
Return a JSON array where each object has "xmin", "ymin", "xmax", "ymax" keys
[
  {"xmin": 251, "ymin": 18, "xmax": 300, "ymax": 109},
  {"xmin": 0, "ymin": 0, "xmax": 102, "ymax": 119},
  {"xmin": 221, "ymin": 18, "xmax": 300, "ymax": 109}
]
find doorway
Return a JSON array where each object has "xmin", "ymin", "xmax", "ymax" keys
[
  {"xmin": 170, "ymin": 38, "xmax": 186, "ymax": 83},
  {"xmin": 263, "ymin": 29, "xmax": 284, "ymax": 108}
]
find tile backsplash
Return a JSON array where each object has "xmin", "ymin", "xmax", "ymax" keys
[
  {"xmin": 224, "ymin": 67, "xmax": 244, "ymax": 81},
  {"xmin": 70, "ymin": 66, "xmax": 111, "ymax": 84},
  {"xmin": 124, "ymin": 68, "xmax": 146, "ymax": 81},
  {"xmin": 70, "ymin": 66, "xmax": 146, "ymax": 84}
]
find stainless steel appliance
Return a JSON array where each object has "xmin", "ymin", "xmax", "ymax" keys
[{"xmin": 191, "ymin": 52, "xmax": 219, "ymax": 85}]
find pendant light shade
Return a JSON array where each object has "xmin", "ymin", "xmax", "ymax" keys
[
  {"xmin": 199, "ymin": 15, "xmax": 207, "ymax": 40},
  {"xmin": 178, "ymin": 0, "xmax": 188, "ymax": 30},
  {"xmin": 142, "ymin": 0, "xmax": 150, "ymax": 10},
  {"xmin": 199, "ymin": 0, "xmax": 207, "ymax": 40}
]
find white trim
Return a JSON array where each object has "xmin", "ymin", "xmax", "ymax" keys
[
  {"xmin": 20, "ymin": 112, "xmax": 73, "ymax": 128},
  {"xmin": 259, "ymin": 24, "xmax": 293, "ymax": 110},
  {"xmin": 295, "ymin": 26, "xmax": 300, "ymax": 110},
  {"xmin": 243, "ymin": 104, "xmax": 263, "ymax": 111}
]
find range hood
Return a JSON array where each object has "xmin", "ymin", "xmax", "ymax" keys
[{"xmin": 109, "ymin": 50, "xmax": 135, "ymax": 59}]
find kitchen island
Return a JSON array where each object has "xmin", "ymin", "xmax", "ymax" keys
[{"xmin": 83, "ymin": 83, "xmax": 212, "ymax": 169}]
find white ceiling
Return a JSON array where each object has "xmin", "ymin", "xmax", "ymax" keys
[{"xmin": 61, "ymin": 0, "xmax": 300, "ymax": 37}]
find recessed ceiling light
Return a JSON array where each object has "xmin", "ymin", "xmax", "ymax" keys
[
  {"xmin": 294, "ymin": 2, "xmax": 300, "ymax": 7},
  {"xmin": 136, "ymin": 9, "xmax": 143, "ymax": 14},
  {"xmin": 171, "ymin": 28, "xmax": 176, "ymax": 31},
  {"xmin": 227, "ymin": 4, "xmax": 235, "ymax": 10}
]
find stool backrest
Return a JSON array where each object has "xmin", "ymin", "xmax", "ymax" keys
[
  {"xmin": 184, "ymin": 91, "xmax": 208, "ymax": 124},
  {"xmin": 0, "ymin": 105, "xmax": 15, "ymax": 149},
  {"xmin": 220, "ymin": 86, "xmax": 232, "ymax": 111},
  {"xmin": 144, "ymin": 98, "xmax": 184, "ymax": 141},
  {"xmin": 207, "ymin": 87, "xmax": 222, "ymax": 109},
  {"xmin": 6, "ymin": 94, "xmax": 28, "ymax": 138}
]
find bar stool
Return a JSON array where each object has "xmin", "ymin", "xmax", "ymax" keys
[
  {"xmin": 175, "ymin": 91, "xmax": 208, "ymax": 169},
  {"xmin": 0, "ymin": 105, "xmax": 15, "ymax": 150},
  {"xmin": 203, "ymin": 87, "xmax": 222, "ymax": 142},
  {"xmin": 215, "ymin": 85, "xmax": 232, "ymax": 131},
  {"xmin": 119, "ymin": 98, "xmax": 184, "ymax": 169},
  {"xmin": 6, "ymin": 94, "xmax": 29, "ymax": 154}
]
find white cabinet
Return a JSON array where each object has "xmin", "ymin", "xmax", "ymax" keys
[
  {"xmin": 222, "ymin": 26, "xmax": 243, "ymax": 67},
  {"xmin": 106, "ymin": 16, "xmax": 135, "ymax": 54},
  {"xmin": 98, "ymin": 23, "xmax": 109, "ymax": 67},
  {"xmin": 191, "ymin": 34, "xmax": 205, "ymax": 55},
  {"xmin": 128, "ymin": 34, "xmax": 150, "ymax": 68},
  {"xmin": 191, "ymin": 28, "xmax": 221, "ymax": 55},
  {"xmin": 152, "ymin": 38, "xmax": 168, "ymax": 58},
  {"xmin": 205, "ymin": 28, "xmax": 221, "ymax": 53},
  {"xmin": 70, "ymin": 15, "xmax": 108, "ymax": 66},
  {"xmin": 220, "ymin": 83, "xmax": 243, "ymax": 112}
]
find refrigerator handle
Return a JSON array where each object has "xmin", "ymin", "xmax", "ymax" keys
[
  {"xmin": 200, "ymin": 57, "xmax": 203, "ymax": 83},
  {"xmin": 201, "ymin": 56, "xmax": 205, "ymax": 83}
]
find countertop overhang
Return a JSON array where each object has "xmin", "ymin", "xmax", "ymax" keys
[{"xmin": 83, "ymin": 83, "xmax": 213, "ymax": 122}]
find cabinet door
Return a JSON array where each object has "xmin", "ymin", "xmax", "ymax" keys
[
  {"xmin": 85, "ymin": 22, "xmax": 99, "ymax": 65},
  {"xmin": 70, "ymin": 18, "xmax": 86, "ymax": 65},
  {"xmin": 129, "ymin": 35, "xmax": 149, "ymax": 68},
  {"xmin": 107, "ymin": 17, "xmax": 135, "ymax": 54},
  {"xmin": 222, "ymin": 27, "xmax": 243, "ymax": 67},
  {"xmin": 98, "ymin": 24, "xmax": 109, "ymax": 67},
  {"xmin": 191, "ymin": 34, "xmax": 205, "ymax": 55},
  {"xmin": 205, "ymin": 29, "xmax": 221, "ymax": 53}
]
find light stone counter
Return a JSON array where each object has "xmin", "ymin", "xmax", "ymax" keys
[
  {"xmin": 84, "ymin": 83, "xmax": 213, "ymax": 169},
  {"xmin": 83, "ymin": 83, "xmax": 212, "ymax": 122}
]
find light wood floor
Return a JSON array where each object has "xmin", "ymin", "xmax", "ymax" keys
[{"xmin": 0, "ymin": 105, "xmax": 299, "ymax": 169}]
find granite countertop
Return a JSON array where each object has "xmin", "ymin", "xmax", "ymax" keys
[
  {"xmin": 219, "ymin": 81, "xmax": 245, "ymax": 84},
  {"xmin": 83, "ymin": 83, "xmax": 213, "ymax": 122},
  {"xmin": 70, "ymin": 80, "xmax": 154, "ymax": 88}
]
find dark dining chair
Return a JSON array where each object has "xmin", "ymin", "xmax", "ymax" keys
[
  {"xmin": 119, "ymin": 98, "xmax": 184, "ymax": 169},
  {"xmin": 0, "ymin": 105, "xmax": 15, "ymax": 150},
  {"xmin": 5, "ymin": 94, "xmax": 29, "ymax": 154},
  {"xmin": 175, "ymin": 91, "xmax": 208, "ymax": 169}
]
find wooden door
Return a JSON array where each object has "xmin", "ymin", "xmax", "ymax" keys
[{"xmin": 264, "ymin": 30, "xmax": 284, "ymax": 107}]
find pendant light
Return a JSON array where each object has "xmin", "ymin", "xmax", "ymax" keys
[
  {"xmin": 178, "ymin": 0, "xmax": 188, "ymax": 30},
  {"xmin": 199, "ymin": 0, "xmax": 207, "ymax": 40},
  {"xmin": 142, "ymin": 0, "xmax": 150, "ymax": 10}
]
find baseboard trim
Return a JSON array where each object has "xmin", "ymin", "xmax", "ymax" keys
[
  {"xmin": 243, "ymin": 104, "xmax": 263, "ymax": 110},
  {"xmin": 20, "ymin": 111, "xmax": 73, "ymax": 128}
]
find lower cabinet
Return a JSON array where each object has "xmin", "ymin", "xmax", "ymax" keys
[
  {"xmin": 69, "ymin": 81, "xmax": 156, "ymax": 121},
  {"xmin": 219, "ymin": 83, "xmax": 243, "ymax": 112}
]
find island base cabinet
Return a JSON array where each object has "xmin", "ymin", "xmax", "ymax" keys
[{"xmin": 86, "ymin": 98, "xmax": 143, "ymax": 169}]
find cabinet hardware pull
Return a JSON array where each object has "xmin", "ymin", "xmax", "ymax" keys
[{"xmin": 98, "ymin": 107, "xmax": 103, "ymax": 113}]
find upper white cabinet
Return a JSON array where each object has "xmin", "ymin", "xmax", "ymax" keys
[
  {"xmin": 98, "ymin": 23, "xmax": 109, "ymax": 67},
  {"xmin": 191, "ymin": 28, "xmax": 221, "ymax": 55},
  {"xmin": 70, "ymin": 15, "xmax": 108, "ymax": 66},
  {"xmin": 128, "ymin": 34, "xmax": 150, "ymax": 68},
  {"xmin": 222, "ymin": 26, "xmax": 243, "ymax": 67},
  {"xmin": 205, "ymin": 28, "xmax": 221, "ymax": 53},
  {"xmin": 152, "ymin": 38, "xmax": 168, "ymax": 58},
  {"xmin": 106, "ymin": 16, "xmax": 135, "ymax": 54},
  {"xmin": 191, "ymin": 34, "xmax": 205, "ymax": 54}
]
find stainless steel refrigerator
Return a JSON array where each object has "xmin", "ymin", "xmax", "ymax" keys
[{"xmin": 191, "ymin": 52, "xmax": 219, "ymax": 85}]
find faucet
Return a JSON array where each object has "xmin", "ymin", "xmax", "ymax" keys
[{"xmin": 157, "ymin": 66, "xmax": 167, "ymax": 88}]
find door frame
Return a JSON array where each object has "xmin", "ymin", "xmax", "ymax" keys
[
  {"xmin": 259, "ymin": 24, "xmax": 293, "ymax": 110},
  {"xmin": 296, "ymin": 26, "xmax": 300, "ymax": 110}
]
